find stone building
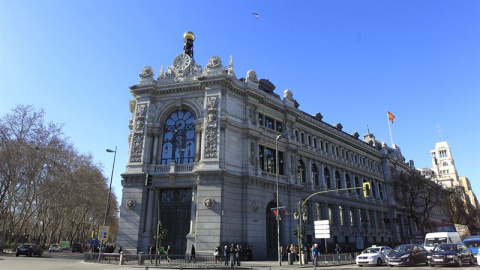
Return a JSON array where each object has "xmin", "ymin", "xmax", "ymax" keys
[
  {"xmin": 419, "ymin": 141, "xmax": 479, "ymax": 213},
  {"xmin": 117, "ymin": 32, "xmax": 416, "ymax": 258}
]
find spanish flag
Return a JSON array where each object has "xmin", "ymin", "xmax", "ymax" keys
[{"xmin": 387, "ymin": 111, "xmax": 395, "ymax": 123}]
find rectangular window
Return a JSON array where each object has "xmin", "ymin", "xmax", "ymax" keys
[
  {"xmin": 259, "ymin": 145, "xmax": 265, "ymax": 171},
  {"xmin": 276, "ymin": 121, "xmax": 283, "ymax": 132},
  {"xmin": 339, "ymin": 205, "xmax": 345, "ymax": 226},
  {"xmin": 328, "ymin": 205, "xmax": 334, "ymax": 224},
  {"xmin": 350, "ymin": 208, "xmax": 355, "ymax": 227},
  {"xmin": 301, "ymin": 133, "xmax": 305, "ymax": 144},
  {"xmin": 258, "ymin": 113, "xmax": 264, "ymax": 126},
  {"xmin": 265, "ymin": 116, "xmax": 274, "ymax": 129},
  {"xmin": 313, "ymin": 138, "xmax": 317, "ymax": 149}
]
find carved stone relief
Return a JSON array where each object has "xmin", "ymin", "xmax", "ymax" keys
[
  {"xmin": 204, "ymin": 96, "xmax": 218, "ymax": 158},
  {"xmin": 130, "ymin": 103, "xmax": 147, "ymax": 163}
]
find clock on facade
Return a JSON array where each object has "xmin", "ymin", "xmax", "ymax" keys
[{"xmin": 173, "ymin": 53, "xmax": 191, "ymax": 71}]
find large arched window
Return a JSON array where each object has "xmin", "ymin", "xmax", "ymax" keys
[
  {"xmin": 311, "ymin": 164, "xmax": 319, "ymax": 186},
  {"xmin": 324, "ymin": 168, "xmax": 331, "ymax": 189},
  {"xmin": 161, "ymin": 109, "xmax": 196, "ymax": 165},
  {"xmin": 298, "ymin": 159, "xmax": 306, "ymax": 183}
]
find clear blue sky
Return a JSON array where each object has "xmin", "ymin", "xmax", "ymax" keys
[{"xmin": 2, "ymin": 1, "xmax": 479, "ymax": 206}]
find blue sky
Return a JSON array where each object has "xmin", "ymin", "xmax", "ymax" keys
[{"xmin": 2, "ymin": 0, "xmax": 479, "ymax": 206}]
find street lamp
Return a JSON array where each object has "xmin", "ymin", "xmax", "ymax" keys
[
  {"xmin": 275, "ymin": 134, "xmax": 282, "ymax": 266},
  {"xmin": 98, "ymin": 146, "xmax": 116, "ymax": 261},
  {"xmin": 103, "ymin": 147, "xmax": 117, "ymax": 226}
]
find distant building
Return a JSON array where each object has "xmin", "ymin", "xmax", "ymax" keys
[
  {"xmin": 419, "ymin": 141, "xmax": 478, "ymax": 219},
  {"xmin": 117, "ymin": 32, "xmax": 421, "ymax": 258}
]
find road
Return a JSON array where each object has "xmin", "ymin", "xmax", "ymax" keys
[{"xmin": 1, "ymin": 252, "xmax": 479, "ymax": 270}]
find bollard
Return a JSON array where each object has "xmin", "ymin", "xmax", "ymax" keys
[
  {"xmin": 119, "ymin": 252, "xmax": 124, "ymax": 265},
  {"xmin": 138, "ymin": 252, "xmax": 145, "ymax": 265}
]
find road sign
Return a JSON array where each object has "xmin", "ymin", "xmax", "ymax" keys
[
  {"xmin": 98, "ymin": 226, "xmax": 110, "ymax": 241},
  {"xmin": 314, "ymin": 220, "xmax": 330, "ymax": 239}
]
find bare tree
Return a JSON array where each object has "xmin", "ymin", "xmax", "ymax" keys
[
  {"xmin": 392, "ymin": 172, "xmax": 445, "ymax": 236},
  {"xmin": 0, "ymin": 104, "xmax": 118, "ymax": 249}
]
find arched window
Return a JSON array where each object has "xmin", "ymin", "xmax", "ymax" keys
[
  {"xmin": 311, "ymin": 164, "xmax": 319, "ymax": 186},
  {"xmin": 371, "ymin": 181, "xmax": 376, "ymax": 198},
  {"xmin": 335, "ymin": 171, "xmax": 341, "ymax": 189},
  {"xmin": 161, "ymin": 109, "xmax": 196, "ymax": 165},
  {"xmin": 355, "ymin": 176, "xmax": 360, "ymax": 195},
  {"xmin": 298, "ymin": 159, "xmax": 306, "ymax": 183},
  {"xmin": 346, "ymin": 175, "xmax": 352, "ymax": 192},
  {"xmin": 324, "ymin": 167, "xmax": 331, "ymax": 189}
]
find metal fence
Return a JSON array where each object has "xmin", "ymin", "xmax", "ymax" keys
[
  {"xmin": 84, "ymin": 252, "xmax": 356, "ymax": 268},
  {"xmin": 84, "ymin": 253, "xmax": 249, "ymax": 267}
]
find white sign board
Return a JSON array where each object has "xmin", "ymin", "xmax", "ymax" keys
[{"xmin": 314, "ymin": 220, "xmax": 330, "ymax": 239}]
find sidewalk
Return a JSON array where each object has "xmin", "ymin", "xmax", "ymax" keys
[{"xmin": 113, "ymin": 257, "xmax": 355, "ymax": 270}]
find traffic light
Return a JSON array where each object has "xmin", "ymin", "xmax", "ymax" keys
[
  {"xmin": 145, "ymin": 173, "xmax": 152, "ymax": 186},
  {"xmin": 363, "ymin": 182, "xmax": 371, "ymax": 197},
  {"xmin": 294, "ymin": 230, "xmax": 298, "ymax": 236}
]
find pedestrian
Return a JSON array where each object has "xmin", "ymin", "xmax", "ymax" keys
[
  {"xmin": 188, "ymin": 244, "xmax": 196, "ymax": 263},
  {"xmin": 148, "ymin": 244, "xmax": 155, "ymax": 264},
  {"xmin": 311, "ymin": 243, "xmax": 320, "ymax": 266},
  {"xmin": 290, "ymin": 244, "xmax": 298, "ymax": 262},
  {"xmin": 229, "ymin": 243, "xmax": 236, "ymax": 268},
  {"xmin": 335, "ymin": 243, "xmax": 341, "ymax": 259},
  {"xmin": 236, "ymin": 244, "xmax": 242, "ymax": 266},
  {"xmin": 214, "ymin": 245, "xmax": 222, "ymax": 264},
  {"xmin": 246, "ymin": 245, "xmax": 252, "ymax": 261},
  {"xmin": 223, "ymin": 245, "xmax": 230, "ymax": 266},
  {"xmin": 166, "ymin": 245, "xmax": 172, "ymax": 262}
]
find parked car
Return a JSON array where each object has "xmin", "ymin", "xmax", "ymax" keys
[
  {"xmin": 48, "ymin": 244, "xmax": 62, "ymax": 252},
  {"xmin": 356, "ymin": 245, "xmax": 393, "ymax": 266},
  {"xmin": 71, "ymin": 243, "xmax": 83, "ymax": 253},
  {"xmin": 386, "ymin": 244, "xmax": 428, "ymax": 266},
  {"xmin": 427, "ymin": 243, "xmax": 475, "ymax": 267},
  {"xmin": 16, "ymin": 244, "xmax": 43, "ymax": 257}
]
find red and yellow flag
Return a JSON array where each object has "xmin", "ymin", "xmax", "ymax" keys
[{"xmin": 387, "ymin": 111, "xmax": 395, "ymax": 123}]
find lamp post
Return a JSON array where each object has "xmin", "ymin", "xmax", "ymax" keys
[
  {"xmin": 98, "ymin": 146, "xmax": 116, "ymax": 261},
  {"xmin": 275, "ymin": 134, "xmax": 282, "ymax": 266},
  {"xmin": 104, "ymin": 146, "xmax": 117, "ymax": 226}
]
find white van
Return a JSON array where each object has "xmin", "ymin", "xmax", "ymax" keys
[{"xmin": 424, "ymin": 232, "xmax": 463, "ymax": 251}]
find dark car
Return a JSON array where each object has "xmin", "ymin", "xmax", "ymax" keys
[
  {"xmin": 386, "ymin": 244, "xmax": 428, "ymax": 266},
  {"xmin": 71, "ymin": 243, "xmax": 83, "ymax": 253},
  {"xmin": 16, "ymin": 244, "xmax": 43, "ymax": 257},
  {"xmin": 427, "ymin": 243, "xmax": 475, "ymax": 267}
]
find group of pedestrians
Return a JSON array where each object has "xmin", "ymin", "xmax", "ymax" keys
[
  {"xmin": 213, "ymin": 243, "xmax": 252, "ymax": 267},
  {"xmin": 148, "ymin": 244, "xmax": 171, "ymax": 264}
]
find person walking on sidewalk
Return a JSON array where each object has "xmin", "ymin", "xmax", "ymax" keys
[
  {"xmin": 311, "ymin": 244, "xmax": 320, "ymax": 266},
  {"xmin": 335, "ymin": 243, "xmax": 341, "ymax": 260},
  {"xmin": 188, "ymin": 244, "xmax": 196, "ymax": 263}
]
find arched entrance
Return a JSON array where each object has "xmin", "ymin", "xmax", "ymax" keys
[
  {"xmin": 266, "ymin": 201, "xmax": 281, "ymax": 259},
  {"xmin": 159, "ymin": 188, "xmax": 192, "ymax": 254}
]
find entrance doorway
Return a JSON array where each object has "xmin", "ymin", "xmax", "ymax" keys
[
  {"xmin": 266, "ymin": 201, "xmax": 281, "ymax": 259},
  {"xmin": 159, "ymin": 188, "xmax": 192, "ymax": 254}
]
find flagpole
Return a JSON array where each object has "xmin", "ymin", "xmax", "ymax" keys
[{"xmin": 387, "ymin": 110, "xmax": 394, "ymax": 147}]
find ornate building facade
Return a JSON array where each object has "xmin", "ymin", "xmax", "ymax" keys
[{"xmin": 117, "ymin": 32, "xmax": 417, "ymax": 258}]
